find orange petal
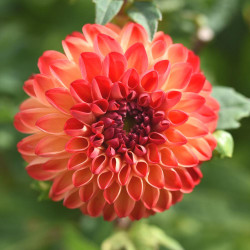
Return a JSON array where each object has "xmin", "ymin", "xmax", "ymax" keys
[
  {"xmin": 188, "ymin": 138, "xmax": 212, "ymax": 161},
  {"xmin": 167, "ymin": 44, "xmax": 188, "ymax": 64},
  {"xmin": 79, "ymin": 181, "xmax": 97, "ymax": 202},
  {"xmin": 159, "ymin": 147, "xmax": 178, "ymax": 167},
  {"xmin": 127, "ymin": 176, "xmax": 143, "ymax": 201},
  {"xmin": 65, "ymin": 136, "xmax": 89, "ymax": 153},
  {"xmin": 36, "ymin": 113, "xmax": 68, "ymax": 134},
  {"xmin": 162, "ymin": 63, "xmax": 192, "ymax": 91},
  {"xmin": 94, "ymin": 33, "xmax": 123, "ymax": 58},
  {"xmin": 63, "ymin": 189, "xmax": 83, "ymax": 209},
  {"xmin": 162, "ymin": 168, "xmax": 182, "ymax": 191},
  {"xmin": 51, "ymin": 171, "xmax": 74, "ymax": 196},
  {"xmin": 147, "ymin": 165, "xmax": 165, "ymax": 189},
  {"xmin": 91, "ymin": 154, "xmax": 108, "ymax": 174},
  {"xmin": 67, "ymin": 152, "xmax": 90, "ymax": 170},
  {"xmin": 46, "ymin": 88, "xmax": 75, "ymax": 114},
  {"xmin": 72, "ymin": 168, "xmax": 93, "ymax": 187},
  {"xmin": 120, "ymin": 23, "xmax": 148, "ymax": 50},
  {"xmin": 104, "ymin": 181, "xmax": 121, "ymax": 204},
  {"xmin": 114, "ymin": 187, "xmax": 135, "ymax": 218},
  {"xmin": 164, "ymin": 128, "xmax": 187, "ymax": 146},
  {"xmin": 125, "ymin": 43, "xmax": 148, "ymax": 75},
  {"xmin": 97, "ymin": 171, "xmax": 114, "ymax": 190},
  {"xmin": 35, "ymin": 135, "xmax": 68, "ymax": 157},
  {"xmin": 50, "ymin": 60, "xmax": 81, "ymax": 88},
  {"xmin": 87, "ymin": 191, "xmax": 106, "ymax": 217},
  {"xmin": 175, "ymin": 168, "xmax": 195, "ymax": 193},
  {"xmin": 38, "ymin": 50, "xmax": 67, "ymax": 75},
  {"xmin": 153, "ymin": 189, "xmax": 172, "ymax": 212},
  {"xmin": 167, "ymin": 110, "xmax": 188, "ymax": 126},
  {"xmin": 142, "ymin": 183, "xmax": 160, "ymax": 209}
]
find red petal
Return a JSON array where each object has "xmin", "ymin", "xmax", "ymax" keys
[
  {"xmin": 64, "ymin": 118, "xmax": 91, "ymax": 137},
  {"xmin": 129, "ymin": 201, "xmax": 146, "ymax": 220},
  {"xmin": 167, "ymin": 110, "xmax": 188, "ymax": 126},
  {"xmin": 91, "ymin": 99, "xmax": 109, "ymax": 116},
  {"xmin": 121, "ymin": 68, "xmax": 139, "ymax": 89},
  {"xmin": 110, "ymin": 81, "xmax": 128, "ymax": 100},
  {"xmin": 127, "ymin": 176, "xmax": 143, "ymax": 201},
  {"xmin": 14, "ymin": 113, "xmax": 35, "ymax": 134},
  {"xmin": 184, "ymin": 73, "xmax": 205, "ymax": 93},
  {"xmin": 92, "ymin": 76, "xmax": 112, "ymax": 100},
  {"xmin": 103, "ymin": 52, "xmax": 127, "ymax": 82},
  {"xmin": 70, "ymin": 79, "xmax": 92, "ymax": 103},
  {"xmin": 79, "ymin": 52, "xmax": 102, "ymax": 82},
  {"xmin": 187, "ymin": 50, "xmax": 200, "ymax": 73},
  {"xmin": 70, "ymin": 102, "xmax": 96, "ymax": 125},
  {"xmin": 149, "ymin": 132, "xmax": 167, "ymax": 145},
  {"xmin": 125, "ymin": 43, "xmax": 148, "ymax": 75},
  {"xmin": 141, "ymin": 70, "xmax": 158, "ymax": 92},
  {"xmin": 109, "ymin": 155, "xmax": 122, "ymax": 173},
  {"xmin": 46, "ymin": 88, "xmax": 75, "ymax": 114}
]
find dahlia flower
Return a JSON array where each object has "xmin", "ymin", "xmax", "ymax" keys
[{"xmin": 15, "ymin": 23, "xmax": 219, "ymax": 220}]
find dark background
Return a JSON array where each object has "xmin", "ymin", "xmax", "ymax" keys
[{"xmin": 0, "ymin": 0, "xmax": 249, "ymax": 249}]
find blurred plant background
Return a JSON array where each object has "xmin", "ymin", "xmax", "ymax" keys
[{"xmin": 0, "ymin": 0, "xmax": 250, "ymax": 249}]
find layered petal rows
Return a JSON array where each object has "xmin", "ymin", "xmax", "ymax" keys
[{"xmin": 15, "ymin": 23, "xmax": 219, "ymax": 220}]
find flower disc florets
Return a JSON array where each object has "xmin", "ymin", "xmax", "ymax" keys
[{"xmin": 15, "ymin": 23, "xmax": 219, "ymax": 220}]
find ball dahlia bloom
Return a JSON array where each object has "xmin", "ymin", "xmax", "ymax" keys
[{"xmin": 15, "ymin": 23, "xmax": 219, "ymax": 221}]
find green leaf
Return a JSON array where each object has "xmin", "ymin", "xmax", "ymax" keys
[
  {"xmin": 101, "ymin": 231, "xmax": 136, "ymax": 250},
  {"xmin": 212, "ymin": 86, "xmax": 250, "ymax": 129},
  {"xmin": 93, "ymin": 0, "xmax": 124, "ymax": 25},
  {"xmin": 127, "ymin": 1, "xmax": 162, "ymax": 40},
  {"xmin": 213, "ymin": 130, "xmax": 234, "ymax": 158}
]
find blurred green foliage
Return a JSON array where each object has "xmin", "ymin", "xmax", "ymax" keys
[{"xmin": 0, "ymin": 0, "xmax": 250, "ymax": 249}]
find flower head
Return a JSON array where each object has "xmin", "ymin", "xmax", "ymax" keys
[{"xmin": 15, "ymin": 23, "xmax": 219, "ymax": 220}]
